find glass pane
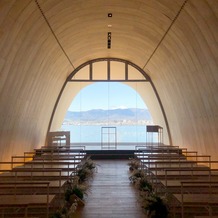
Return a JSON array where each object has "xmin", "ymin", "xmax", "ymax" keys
[
  {"xmin": 71, "ymin": 65, "xmax": 89, "ymax": 80},
  {"xmin": 110, "ymin": 61, "xmax": 125, "ymax": 80},
  {"xmin": 93, "ymin": 61, "xmax": 107, "ymax": 80},
  {"xmin": 128, "ymin": 65, "xmax": 145, "ymax": 80}
]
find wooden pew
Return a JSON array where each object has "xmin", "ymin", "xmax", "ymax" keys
[
  {"xmin": 0, "ymin": 195, "xmax": 55, "ymax": 218},
  {"xmin": 135, "ymin": 154, "xmax": 210, "ymax": 162},
  {"xmin": 0, "ymin": 181, "xmax": 50, "ymax": 196},
  {"xmin": 161, "ymin": 168, "xmax": 218, "ymax": 187},
  {"xmin": 40, "ymin": 145, "xmax": 86, "ymax": 150},
  {"xmin": 135, "ymin": 147, "xmax": 184, "ymax": 155},
  {"xmin": 0, "ymin": 146, "xmax": 87, "ymax": 217},
  {"xmin": 139, "ymin": 159, "xmax": 214, "ymax": 186},
  {"xmin": 34, "ymin": 147, "xmax": 86, "ymax": 156},
  {"xmin": 146, "ymin": 167, "xmax": 212, "ymax": 188},
  {"xmin": 19, "ymin": 161, "xmax": 78, "ymax": 177},
  {"xmin": 194, "ymin": 216, "xmax": 218, "ymax": 218},
  {"xmin": 0, "ymin": 161, "xmax": 77, "ymax": 173},
  {"xmin": 135, "ymin": 145, "xmax": 183, "ymax": 153},
  {"xmin": 33, "ymin": 154, "xmax": 85, "ymax": 161},
  {"xmin": 11, "ymin": 153, "xmax": 86, "ymax": 172},
  {"xmin": 141, "ymin": 159, "xmax": 199, "ymax": 167},
  {"xmin": 0, "ymin": 181, "xmax": 55, "ymax": 218},
  {"xmin": 135, "ymin": 151, "xmax": 204, "ymax": 161},
  {"xmin": 10, "ymin": 150, "xmax": 87, "ymax": 175},
  {"xmin": 0, "ymin": 168, "xmax": 63, "ymax": 194},
  {"xmin": 0, "ymin": 179, "xmax": 65, "ymax": 195},
  {"xmin": 174, "ymin": 181, "xmax": 218, "ymax": 218}
]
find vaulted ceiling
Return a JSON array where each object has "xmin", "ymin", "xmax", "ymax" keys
[{"xmin": 0, "ymin": 0, "xmax": 217, "ymax": 162}]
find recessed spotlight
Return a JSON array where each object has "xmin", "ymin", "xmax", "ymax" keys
[
  {"xmin": 108, "ymin": 13, "xmax": 112, "ymax": 17},
  {"xmin": 107, "ymin": 32, "xmax": 111, "ymax": 49}
]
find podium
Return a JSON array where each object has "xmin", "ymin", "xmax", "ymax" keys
[
  {"xmin": 47, "ymin": 131, "xmax": 70, "ymax": 147},
  {"xmin": 146, "ymin": 125, "xmax": 163, "ymax": 146},
  {"xmin": 101, "ymin": 127, "xmax": 117, "ymax": 150}
]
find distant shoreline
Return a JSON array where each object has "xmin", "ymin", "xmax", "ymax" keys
[
  {"xmin": 63, "ymin": 108, "xmax": 153, "ymax": 125},
  {"xmin": 62, "ymin": 120, "xmax": 153, "ymax": 126}
]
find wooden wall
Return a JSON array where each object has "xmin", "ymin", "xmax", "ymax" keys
[
  {"xmin": 146, "ymin": 0, "xmax": 218, "ymax": 157},
  {"xmin": 0, "ymin": 0, "xmax": 217, "ymax": 162}
]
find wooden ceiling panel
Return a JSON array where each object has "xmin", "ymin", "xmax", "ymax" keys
[
  {"xmin": 36, "ymin": 0, "xmax": 183, "ymax": 68},
  {"xmin": 0, "ymin": 0, "xmax": 217, "ymax": 163}
]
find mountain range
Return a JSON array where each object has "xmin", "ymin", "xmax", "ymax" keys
[{"xmin": 64, "ymin": 108, "xmax": 152, "ymax": 122}]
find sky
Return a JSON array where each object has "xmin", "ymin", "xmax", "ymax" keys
[{"xmin": 68, "ymin": 82, "xmax": 148, "ymax": 111}]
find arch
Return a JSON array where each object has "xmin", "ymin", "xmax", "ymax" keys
[
  {"xmin": 48, "ymin": 58, "xmax": 172, "ymax": 146},
  {"xmin": 67, "ymin": 58, "xmax": 150, "ymax": 82}
]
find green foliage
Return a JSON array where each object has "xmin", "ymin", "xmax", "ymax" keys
[
  {"xmin": 137, "ymin": 177, "xmax": 153, "ymax": 193},
  {"xmin": 65, "ymin": 188, "xmax": 73, "ymax": 202},
  {"xmin": 77, "ymin": 167, "xmax": 92, "ymax": 183},
  {"xmin": 49, "ymin": 210, "xmax": 62, "ymax": 218},
  {"xmin": 61, "ymin": 157, "xmax": 96, "ymax": 216},
  {"xmin": 72, "ymin": 186, "xmax": 84, "ymax": 199},
  {"xmin": 64, "ymin": 177, "xmax": 87, "ymax": 202},
  {"xmin": 83, "ymin": 156, "xmax": 96, "ymax": 170},
  {"xmin": 77, "ymin": 157, "xmax": 96, "ymax": 183},
  {"xmin": 128, "ymin": 164, "xmax": 169, "ymax": 217},
  {"xmin": 129, "ymin": 169, "xmax": 146, "ymax": 183},
  {"xmin": 128, "ymin": 158, "xmax": 140, "ymax": 171},
  {"xmin": 64, "ymin": 157, "xmax": 96, "ymax": 202},
  {"xmin": 142, "ymin": 193, "xmax": 169, "ymax": 218}
]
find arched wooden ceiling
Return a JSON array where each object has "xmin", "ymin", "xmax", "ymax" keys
[{"xmin": 0, "ymin": 0, "xmax": 217, "ymax": 162}]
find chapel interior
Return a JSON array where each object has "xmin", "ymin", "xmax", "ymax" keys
[{"xmin": 0, "ymin": 0, "xmax": 217, "ymax": 217}]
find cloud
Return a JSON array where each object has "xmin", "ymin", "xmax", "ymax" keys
[{"xmin": 111, "ymin": 105, "xmax": 128, "ymax": 109}]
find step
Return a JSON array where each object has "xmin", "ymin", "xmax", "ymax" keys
[{"xmin": 86, "ymin": 150, "xmax": 134, "ymax": 159}]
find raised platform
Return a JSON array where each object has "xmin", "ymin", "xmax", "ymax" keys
[{"xmin": 86, "ymin": 150, "xmax": 135, "ymax": 159}]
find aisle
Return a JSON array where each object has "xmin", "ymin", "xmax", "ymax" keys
[{"xmin": 76, "ymin": 159, "xmax": 146, "ymax": 218}]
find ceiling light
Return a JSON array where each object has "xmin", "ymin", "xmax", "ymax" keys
[{"xmin": 107, "ymin": 32, "xmax": 111, "ymax": 49}]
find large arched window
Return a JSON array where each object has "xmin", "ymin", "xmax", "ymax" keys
[
  {"xmin": 49, "ymin": 58, "xmax": 172, "ymax": 146},
  {"xmin": 61, "ymin": 82, "xmax": 154, "ymax": 148}
]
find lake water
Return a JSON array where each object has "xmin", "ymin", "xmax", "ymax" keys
[{"xmin": 61, "ymin": 125, "xmax": 158, "ymax": 143}]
